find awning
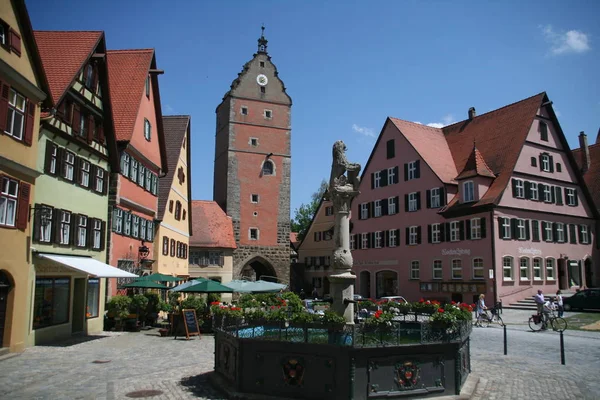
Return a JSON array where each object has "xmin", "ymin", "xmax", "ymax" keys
[{"xmin": 37, "ymin": 253, "xmax": 138, "ymax": 278}]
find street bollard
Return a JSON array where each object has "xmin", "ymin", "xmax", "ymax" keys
[
  {"xmin": 503, "ymin": 324, "xmax": 507, "ymax": 355},
  {"xmin": 560, "ymin": 331, "xmax": 565, "ymax": 365}
]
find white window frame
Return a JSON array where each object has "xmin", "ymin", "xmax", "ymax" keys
[
  {"xmin": 130, "ymin": 159, "xmax": 138, "ymax": 183},
  {"xmin": 124, "ymin": 213, "xmax": 131, "ymax": 236},
  {"xmin": 581, "ymin": 225, "xmax": 589, "ymax": 244},
  {"xmin": 463, "ymin": 181, "xmax": 474, "ymax": 202},
  {"xmin": 251, "ymin": 194, "xmax": 259, "ymax": 203},
  {"xmin": 545, "ymin": 258, "xmax": 556, "ymax": 280},
  {"xmin": 374, "ymin": 171, "xmax": 381, "ymax": 188},
  {"xmin": 114, "ymin": 209, "xmax": 123, "ymax": 233},
  {"xmin": 387, "ymin": 167, "xmax": 395, "ymax": 185},
  {"xmin": 360, "ymin": 203, "xmax": 368, "ymax": 219},
  {"xmin": 350, "ymin": 234, "xmax": 355, "ymax": 250},
  {"xmin": 431, "ymin": 223, "xmax": 441, "ymax": 243},
  {"xmin": 517, "ymin": 219, "xmax": 526, "ymax": 240},
  {"xmin": 502, "ymin": 218, "xmax": 511, "ymax": 239},
  {"xmin": 361, "ymin": 233, "xmax": 368, "ymax": 249},
  {"xmin": 0, "ymin": 177, "xmax": 18, "ymax": 227},
  {"xmin": 541, "ymin": 154, "xmax": 550, "ymax": 172},
  {"xmin": 533, "ymin": 257, "xmax": 543, "ymax": 280},
  {"xmin": 121, "ymin": 153, "xmax": 130, "ymax": 178},
  {"xmin": 374, "ymin": 200, "xmax": 382, "ymax": 217},
  {"xmin": 432, "ymin": 260, "xmax": 443, "ymax": 279},
  {"xmin": 519, "ymin": 257, "xmax": 530, "ymax": 281},
  {"xmin": 530, "ymin": 182, "xmax": 539, "ymax": 201},
  {"xmin": 408, "ymin": 192, "xmax": 417, "ymax": 212},
  {"xmin": 451, "ymin": 259, "xmax": 462, "ymax": 279},
  {"xmin": 389, "ymin": 229, "xmax": 397, "ymax": 247},
  {"xmin": 470, "ymin": 218, "xmax": 481, "ymax": 240},
  {"xmin": 566, "ymin": 188, "xmax": 576, "ymax": 206},
  {"xmin": 503, "ymin": 256, "xmax": 513, "ymax": 281},
  {"xmin": 241, "ymin": 106, "xmax": 248, "ymax": 115},
  {"xmin": 49, "ymin": 145, "xmax": 57, "ymax": 174},
  {"xmin": 544, "ymin": 221, "xmax": 553, "ymax": 242},
  {"xmin": 515, "ymin": 179, "xmax": 525, "ymax": 198},
  {"xmin": 77, "ymin": 215, "xmax": 87, "ymax": 247},
  {"xmin": 6, "ymin": 89, "xmax": 26, "ymax": 140},
  {"xmin": 543, "ymin": 185, "xmax": 552, "ymax": 202},
  {"xmin": 409, "ymin": 226, "xmax": 418, "ymax": 245},
  {"xmin": 140, "ymin": 219, "xmax": 147, "ymax": 241},
  {"xmin": 95, "ymin": 168, "xmax": 104, "ymax": 193},
  {"xmin": 388, "ymin": 197, "xmax": 396, "ymax": 215},
  {"xmin": 60, "ymin": 211, "xmax": 71, "ymax": 245},
  {"xmin": 39, "ymin": 206, "xmax": 53, "ymax": 243},
  {"xmin": 92, "ymin": 219, "xmax": 101, "ymax": 249},
  {"xmin": 450, "ymin": 221, "xmax": 460, "ymax": 242},
  {"xmin": 80, "ymin": 160, "xmax": 90, "ymax": 188},
  {"xmin": 132, "ymin": 215, "xmax": 139, "ymax": 238},
  {"xmin": 472, "ymin": 258, "xmax": 484, "ymax": 279},
  {"xmin": 410, "ymin": 261, "xmax": 420, "ymax": 280},
  {"xmin": 430, "ymin": 188, "xmax": 440, "ymax": 208},
  {"xmin": 408, "ymin": 161, "xmax": 417, "ymax": 180},
  {"xmin": 64, "ymin": 152, "xmax": 75, "ymax": 181},
  {"xmin": 556, "ymin": 223, "xmax": 565, "ymax": 243},
  {"xmin": 374, "ymin": 231, "xmax": 382, "ymax": 248},
  {"xmin": 147, "ymin": 221, "xmax": 154, "ymax": 241}
]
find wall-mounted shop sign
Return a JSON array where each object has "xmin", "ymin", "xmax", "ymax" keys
[
  {"xmin": 441, "ymin": 248, "xmax": 471, "ymax": 256},
  {"xmin": 354, "ymin": 259, "xmax": 398, "ymax": 267},
  {"xmin": 518, "ymin": 247, "xmax": 542, "ymax": 256}
]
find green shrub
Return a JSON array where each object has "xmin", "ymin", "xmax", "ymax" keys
[
  {"xmin": 281, "ymin": 292, "xmax": 303, "ymax": 312},
  {"xmin": 290, "ymin": 311, "xmax": 319, "ymax": 324},
  {"xmin": 157, "ymin": 300, "xmax": 172, "ymax": 313},
  {"xmin": 207, "ymin": 293, "xmax": 221, "ymax": 304},
  {"xmin": 107, "ymin": 295, "xmax": 132, "ymax": 319},
  {"xmin": 168, "ymin": 292, "xmax": 181, "ymax": 310},
  {"xmin": 144, "ymin": 292, "xmax": 160, "ymax": 314},
  {"xmin": 321, "ymin": 310, "xmax": 346, "ymax": 325},
  {"xmin": 181, "ymin": 295, "xmax": 206, "ymax": 315}
]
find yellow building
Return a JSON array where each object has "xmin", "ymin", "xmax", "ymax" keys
[
  {"xmin": 296, "ymin": 198, "xmax": 336, "ymax": 298},
  {"xmin": 0, "ymin": 0, "xmax": 51, "ymax": 353},
  {"xmin": 154, "ymin": 116, "xmax": 192, "ymax": 280}
]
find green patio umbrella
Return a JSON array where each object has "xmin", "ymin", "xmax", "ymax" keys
[
  {"xmin": 137, "ymin": 273, "xmax": 184, "ymax": 282},
  {"xmin": 177, "ymin": 279, "xmax": 233, "ymax": 293},
  {"xmin": 121, "ymin": 280, "xmax": 169, "ymax": 289}
]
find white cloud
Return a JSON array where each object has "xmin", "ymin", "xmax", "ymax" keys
[
  {"xmin": 164, "ymin": 104, "xmax": 175, "ymax": 114},
  {"xmin": 540, "ymin": 25, "xmax": 591, "ymax": 55},
  {"xmin": 352, "ymin": 124, "xmax": 376, "ymax": 138},
  {"xmin": 424, "ymin": 114, "xmax": 455, "ymax": 128},
  {"xmin": 426, "ymin": 122, "xmax": 444, "ymax": 128}
]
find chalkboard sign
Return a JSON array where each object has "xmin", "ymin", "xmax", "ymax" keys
[{"xmin": 181, "ymin": 309, "xmax": 200, "ymax": 340}]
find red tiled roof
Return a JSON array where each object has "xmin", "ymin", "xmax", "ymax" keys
[
  {"xmin": 455, "ymin": 144, "xmax": 496, "ymax": 180},
  {"xmin": 389, "ymin": 118, "xmax": 458, "ymax": 184},
  {"xmin": 442, "ymin": 93, "xmax": 545, "ymax": 207},
  {"xmin": 572, "ymin": 143, "xmax": 600, "ymax": 213},
  {"xmin": 33, "ymin": 31, "xmax": 102, "ymax": 105},
  {"xmin": 190, "ymin": 201, "xmax": 237, "ymax": 249},
  {"xmin": 106, "ymin": 49, "xmax": 154, "ymax": 142},
  {"xmin": 290, "ymin": 232, "xmax": 298, "ymax": 244}
]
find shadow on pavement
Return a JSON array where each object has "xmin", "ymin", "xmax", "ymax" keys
[{"xmin": 40, "ymin": 335, "xmax": 109, "ymax": 347}]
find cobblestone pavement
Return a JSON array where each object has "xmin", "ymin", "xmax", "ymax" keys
[{"xmin": 0, "ymin": 311, "xmax": 599, "ymax": 400}]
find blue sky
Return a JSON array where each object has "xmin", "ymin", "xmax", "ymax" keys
[{"xmin": 28, "ymin": 0, "xmax": 599, "ymax": 215}]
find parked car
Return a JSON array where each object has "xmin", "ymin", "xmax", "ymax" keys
[
  {"xmin": 302, "ymin": 299, "xmax": 328, "ymax": 315},
  {"xmin": 563, "ymin": 289, "xmax": 600, "ymax": 311},
  {"xmin": 378, "ymin": 296, "xmax": 408, "ymax": 304},
  {"xmin": 353, "ymin": 294, "xmax": 363, "ymax": 301}
]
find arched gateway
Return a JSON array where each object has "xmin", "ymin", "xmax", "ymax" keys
[{"xmin": 239, "ymin": 256, "xmax": 278, "ymax": 282}]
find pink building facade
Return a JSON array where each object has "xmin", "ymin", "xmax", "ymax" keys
[{"xmin": 351, "ymin": 93, "xmax": 598, "ymax": 307}]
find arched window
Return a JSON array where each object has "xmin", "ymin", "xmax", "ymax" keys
[
  {"xmin": 519, "ymin": 257, "xmax": 530, "ymax": 281},
  {"xmin": 502, "ymin": 256, "xmax": 513, "ymax": 281},
  {"xmin": 545, "ymin": 258, "xmax": 555, "ymax": 280},
  {"xmin": 262, "ymin": 160, "xmax": 274, "ymax": 175},
  {"xmin": 533, "ymin": 257, "xmax": 543, "ymax": 280}
]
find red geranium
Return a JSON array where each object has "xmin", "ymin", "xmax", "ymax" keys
[{"xmin": 437, "ymin": 308, "xmax": 444, "ymax": 313}]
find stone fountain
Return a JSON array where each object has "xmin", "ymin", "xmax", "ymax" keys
[{"xmin": 327, "ymin": 140, "xmax": 361, "ymax": 322}]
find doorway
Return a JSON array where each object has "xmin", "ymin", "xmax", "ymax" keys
[
  {"xmin": 558, "ymin": 259, "xmax": 568, "ymax": 290},
  {"xmin": 585, "ymin": 258, "xmax": 593, "ymax": 288},
  {"xmin": 359, "ymin": 271, "xmax": 371, "ymax": 298},
  {"xmin": 0, "ymin": 271, "xmax": 12, "ymax": 348},
  {"xmin": 72, "ymin": 278, "xmax": 86, "ymax": 334}
]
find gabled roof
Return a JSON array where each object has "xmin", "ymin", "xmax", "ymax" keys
[
  {"xmin": 455, "ymin": 144, "xmax": 496, "ymax": 180},
  {"xmin": 157, "ymin": 116, "xmax": 192, "ymax": 234},
  {"xmin": 107, "ymin": 49, "xmax": 168, "ymax": 172},
  {"xmin": 12, "ymin": 0, "xmax": 52, "ymax": 108},
  {"xmin": 572, "ymin": 143, "xmax": 600, "ymax": 213},
  {"xmin": 290, "ymin": 232, "xmax": 299, "ymax": 251},
  {"xmin": 33, "ymin": 30, "xmax": 102, "ymax": 105},
  {"xmin": 190, "ymin": 201, "xmax": 236, "ymax": 249}
]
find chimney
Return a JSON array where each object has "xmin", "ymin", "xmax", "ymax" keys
[
  {"xmin": 579, "ymin": 131, "xmax": 590, "ymax": 173},
  {"xmin": 468, "ymin": 107, "xmax": 476, "ymax": 120}
]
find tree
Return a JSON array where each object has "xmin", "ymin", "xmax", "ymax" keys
[{"xmin": 291, "ymin": 179, "xmax": 328, "ymax": 241}]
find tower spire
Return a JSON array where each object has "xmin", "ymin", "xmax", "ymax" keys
[{"xmin": 258, "ymin": 24, "xmax": 268, "ymax": 54}]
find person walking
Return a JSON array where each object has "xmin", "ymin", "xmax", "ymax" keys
[
  {"xmin": 311, "ymin": 287, "xmax": 319, "ymax": 299},
  {"xmin": 534, "ymin": 290, "xmax": 550, "ymax": 329},
  {"xmin": 556, "ymin": 290, "xmax": 564, "ymax": 318},
  {"xmin": 475, "ymin": 293, "xmax": 487, "ymax": 327},
  {"xmin": 299, "ymin": 289, "xmax": 306, "ymax": 300}
]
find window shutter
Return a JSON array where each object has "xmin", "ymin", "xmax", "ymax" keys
[
  {"xmin": 102, "ymin": 168, "xmax": 108, "ymax": 195},
  {"xmin": 405, "ymin": 227, "xmax": 410, "ymax": 245},
  {"xmin": 97, "ymin": 120, "xmax": 105, "ymax": 143},
  {"xmin": 426, "ymin": 190, "xmax": 431, "ymax": 208},
  {"xmin": 416, "ymin": 192, "xmax": 421, "ymax": 210},
  {"xmin": 358, "ymin": 204, "xmax": 363, "ymax": 220},
  {"xmin": 498, "ymin": 217, "xmax": 504, "ymax": 239},
  {"xmin": 574, "ymin": 191, "xmax": 579, "ymax": 206},
  {"xmin": 588, "ymin": 225, "xmax": 592, "ymax": 244},
  {"xmin": 404, "ymin": 194, "xmax": 409, "ymax": 212},
  {"xmin": 74, "ymin": 157, "xmax": 81, "ymax": 185},
  {"xmin": 44, "ymin": 141, "xmax": 55, "ymax": 174},
  {"xmin": 0, "ymin": 80, "xmax": 10, "ymax": 132},
  {"xmin": 9, "ymin": 28, "xmax": 22, "ymax": 56},
  {"xmin": 417, "ymin": 226, "xmax": 422, "ymax": 244},
  {"xmin": 481, "ymin": 217, "xmax": 486, "ymax": 238},
  {"xmin": 395, "ymin": 196, "xmax": 399, "ymax": 211},
  {"xmin": 371, "ymin": 232, "xmax": 375, "ymax": 248},
  {"xmin": 381, "ymin": 169, "xmax": 388, "ymax": 187},
  {"xmin": 530, "ymin": 157, "xmax": 537, "ymax": 167},
  {"xmin": 532, "ymin": 220, "xmax": 539, "ymax": 242},
  {"xmin": 445, "ymin": 222, "xmax": 451, "ymax": 242},
  {"xmin": 440, "ymin": 222, "xmax": 446, "ymax": 242},
  {"xmin": 550, "ymin": 185, "xmax": 555, "ymax": 203},
  {"xmin": 537, "ymin": 184, "xmax": 543, "ymax": 201},
  {"xmin": 415, "ymin": 160, "xmax": 421, "ymax": 179},
  {"xmin": 23, "ymin": 99, "xmax": 36, "ymax": 146},
  {"xmin": 465, "ymin": 219, "xmax": 471, "ymax": 240},
  {"xmin": 382, "ymin": 199, "xmax": 388, "ymax": 215},
  {"xmin": 72, "ymin": 105, "xmax": 81, "ymax": 134},
  {"xmin": 539, "ymin": 154, "xmax": 543, "ymax": 170},
  {"xmin": 552, "ymin": 222, "xmax": 558, "ymax": 243},
  {"xmin": 549, "ymin": 156, "xmax": 554, "ymax": 172},
  {"xmin": 90, "ymin": 164, "xmax": 97, "ymax": 191},
  {"xmin": 86, "ymin": 115, "xmax": 94, "ymax": 143},
  {"xmin": 100, "ymin": 221, "xmax": 106, "ymax": 251},
  {"xmin": 440, "ymin": 187, "xmax": 447, "ymax": 205},
  {"xmin": 511, "ymin": 179, "xmax": 518, "ymax": 197},
  {"xmin": 427, "ymin": 224, "xmax": 432, "ymax": 243},
  {"xmin": 563, "ymin": 224, "xmax": 569, "ymax": 244},
  {"xmin": 70, "ymin": 213, "xmax": 79, "ymax": 246},
  {"xmin": 16, "ymin": 182, "xmax": 31, "ymax": 231},
  {"xmin": 86, "ymin": 217, "xmax": 93, "ymax": 249},
  {"xmin": 459, "ymin": 221, "xmax": 465, "ymax": 241},
  {"xmin": 404, "ymin": 164, "xmax": 408, "ymax": 181},
  {"xmin": 369, "ymin": 202, "xmax": 374, "ymax": 218},
  {"xmin": 525, "ymin": 220, "xmax": 530, "ymax": 240},
  {"xmin": 569, "ymin": 224, "xmax": 577, "ymax": 244},
  {"xmin": 32, "ymin": 204, "xmax": 41, "ymax": 242},
  {"xmin": 371, "ymin": 173, "xmax": 374, "ymax": 189},
  {"xmin": 555, "ymin": 187, "xmax": 563, "ymax": 205},
  {"xmin": 385, "ymin": 230, "xmax": 389, "ymax": 247},
  {"xmin": 53, "ymin": 210, "xmax": 62, "ymax": 243},
  {"xmin": 524, "ymin": 181, "xmax": 531, "ymax": 199},
  {"xmin": 577, "ymin": 225, "xmax": 583, "ymax": 243},
  {"xmin": 393, "ymin": 166, "xmax": 399, "ymax": 184},
  {"xmin": 510, "ymin": 218, "xmax": 518, "ymax": 239},
  {"xmin": 396, "ymin": 229, "xmax": 400, "ymax": 245}
]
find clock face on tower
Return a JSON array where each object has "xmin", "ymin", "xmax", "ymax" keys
[{"xmin": 256, "ymin": 74, "xmax": 268, "ymax": 86}]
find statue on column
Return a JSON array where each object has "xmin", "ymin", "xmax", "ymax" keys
[{"xmin": 327, "ymin": 141, "xmax": 361, "ymax": 322}]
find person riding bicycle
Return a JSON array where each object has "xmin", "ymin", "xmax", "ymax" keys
[{"xmin": 475, "ymin": 293, "xmax": 487, "ymax": 327}]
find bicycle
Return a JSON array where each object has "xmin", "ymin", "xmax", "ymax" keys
[
  {"xmin": 528, "ymin": 307, "xmax": 567, "ymax": 332},
  {"xmin": 475, "ymin": 307, "xmax": 504, "ymax": 327}
]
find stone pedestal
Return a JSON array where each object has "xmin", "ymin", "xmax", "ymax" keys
[{"xmin": 329, "ymin": 272, "xmax": 356, "ymax": 324}]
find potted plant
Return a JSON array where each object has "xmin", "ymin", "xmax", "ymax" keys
[{"xmin": 106, "ymin": 295, "xmax": 132, "ymax": 331}]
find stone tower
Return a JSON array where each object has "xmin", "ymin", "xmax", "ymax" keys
[{"xmin": 213, "ymin": 28, "xmax": 292, "ymax": 284}]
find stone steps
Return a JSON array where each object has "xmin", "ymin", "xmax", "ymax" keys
[{"xmin": 503, "ymin": 291, "xmax": 575, "ymax": 311}]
